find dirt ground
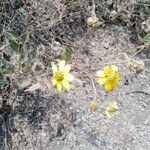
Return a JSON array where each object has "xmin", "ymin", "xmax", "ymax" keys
[{"xmin": 0, "ymin": 0, "xmax": 150, "ymax": 150}]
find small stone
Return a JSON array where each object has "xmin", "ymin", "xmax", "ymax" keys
[
  {"xmin": 143, "ymin": 118, "xmax": 149, "ymax": 125},
  {"xmin": 103, "ymin": 42, "xmax": 109, "ymax": 49}
]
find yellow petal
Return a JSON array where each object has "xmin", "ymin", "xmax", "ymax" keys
[
  {"xmin": 111, "ymin": 81, "xmax": 118, "ymax": 89},
  {"xmin": 59, "ymin": 60, "xmax": 65, "ymax": 70},
  {"xmin": 64, "ymin": 64, "xmax": 71, "ymax": 73},
  {"xmin": 116, "ymin": 73, "xmax": 120, "ymax": 80},
  {"xmin": 64, "ymin": 73, "xmax": 75, "ymax": 81},
  {"xmin": 103, "ymin": 66, "xmax": 111, "ymax": 75},
  {"xmin": 98, "ymin": 77, "xmax": 107, "ymax": 85},
  {"xmin": 96, "ymin": 70, "xmax": 106, "ymax": 77},
  {"xmin": 52, "ymin": 78, "xmax": 57, "ymax": 86},
  {"xmin": 111, "ymin": 65, "xmax": 118, "ymax": 71},
  {"xmin": 57, "ymin": 83, "xmax": 62, "ymax": 92},
  {"xmin": 105, "ymin": 110, "xmax": 111, "ymax": 118},
  {"xmin": 52, "ymin": 64, "xmax": 58, "ymax": 72},
  {"xmin": 104, "ymin": 81, "xmax": 112, "ymax": 90},
  {"xmin": 62, "ymin": 80, "xmax": 70, "ymax": 90}
]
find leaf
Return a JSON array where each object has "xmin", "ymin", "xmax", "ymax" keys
[
  {"xmin": 0, "ymin": 78, "xmax": 8, "ymax": 85},
  {"xmin": 6, "ymin": 30, "xmax": 18, "ymax": 41},
  {"xmin": 0, "ymin": 59, "xmax": 14, "ymax": 85},
  {"xmin": 6, "ymin": 30, "xmax": 20, "ymax": 52},
  {"xmin": 0, "ymin": 72, "xmax": 8, "ymax": 85},
  {"xmin": 60, "ymin": 46, "xmax": 72, "ymax": 61},
  {"xmin": 0, "ymin": 59, "xmax": 14, "ymax": 74},
  {"xmin": 3, "ymin": 64, "xmax": 15, "ymax": 74},
  {"xmin": 10, "ymin": 40, "xmax": 20, "ymax": 52},
  {"xmin": 142, "ymin": 34, "xmax": 150, "ymax": 43},
  {"xmin": 0, "ymin": 59, "xmax": 6, "ymax": 69}
]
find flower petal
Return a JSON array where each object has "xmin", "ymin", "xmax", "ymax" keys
[
  {"xmin": 116, "ymin": 73, "xmax": 120, "ymax": 80},
  {"xmin": 98, "ymin": 77, "xmax": 107, "ymax": 85},
  {"xmin": 52, "ymin": 64, "xmax": 58, "ymax": 72},
  {"xmin": 52, "ymin": 78, "xmax": 57, "ymax": 86},
  {"xmin": 103, "ymin": 66, "xmax": 111, "ymax": 75},
  {"xmin": 111, "ymin": 65, "xmax": 118, "ymax": 71},
  {"xmin": 59, "ymin": 60, "xmax": 65, "ymax": 70},
  {"xmin": 111, "ymin": 81, "xmax": 118, "ymax": 89},
  {"xmin": 62, "ymin": 80, "xmax": 70, "ymax": 90},
  {"xmin": 64, "ymin": 64, "xmax": 71, "ymax": 73},
  {"xmin": 57, "ymin": 83, "xmax": 62, "ymax": 92},
  {"xmin": 96, "ymin": 70, "xmax": 106, "ymax": 77},
  {"xmin": 64, "ymin": 73, "xmax": 75, "ymax": 81},
  {"xmin": 105, "ymin": 110, "xmax": 111, "ymax": 118},
  {"xmin": 104, "ymin": 81, "xmax": 112, "ymax": 90}
]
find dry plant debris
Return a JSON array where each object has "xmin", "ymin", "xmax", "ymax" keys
[{"xmin": 0, "ymin": 0, "xmax": 150, "ymax": 149}]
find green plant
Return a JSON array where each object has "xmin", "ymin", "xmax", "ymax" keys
[
  {"xmin": 0, "ymin": 58, "xmax": 15, "ymax": 85},
  {"xmin": 6, "ymin": 29, "xmax": 29, "ymax": 53}
]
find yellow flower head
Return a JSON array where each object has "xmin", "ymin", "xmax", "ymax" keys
[
  {"xmin": 52, "ymin": 60, "xmax": 75, "ymax": 92},
  {"xmin": 104, "ymin": 101, "xmax": 118, "ymax": 118},
  {"xmin": 97, "ymin": 65, "xmax": 119, "ymax": 91}
]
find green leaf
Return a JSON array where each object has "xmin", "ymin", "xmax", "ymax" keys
[
  {"xmin": 0, "ymin": 72, "xmax": 8, "ymax": 85},
  {"xmin": 142, "ymin": 34, "xmax": 150, "ymax": 42},
  {"xmin": 0, "ymin": 59, "xmax": 15, "ymax": 74},
  {"xmin": 6, "ymin": 30, "xmax": 18, "ymax": 42},
  {"xmin": 9, "ymin": 40, "xmax": 20, "ymax": 53},
  {"xmin": 3, "ymin": 64, "xmax": 15, "ymax": 74},
  {"xmin": 0, "ymin": 59, "xmax": 14, "ymax": 85},
  {"xmin": 0, "ymin": 78, "xmax": 8, "ymax": 86},
  {"xmin": 60, "ymin": 46, "xmax": 72, "ymax": 61},
  {"xmin": 6, "ymin": 30, "xmax": 20, "ymax": 52},
  {"xmin": 0, "ymin": 59, "xmax": 7, "ymax": 70}
]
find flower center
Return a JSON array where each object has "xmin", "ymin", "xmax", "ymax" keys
[
  {"xmin": 54, "ymin": 70, "xmax": 64, "ymax": 82},
  {"xmin": 107, "ymin": 71, "xmax": 117, "ymax": 81}
]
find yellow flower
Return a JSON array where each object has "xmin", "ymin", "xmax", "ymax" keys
[
  {"xmin": 52, "ymin": 60, "xmax": 75, "ymax": 92},
  {"xmin": 104, "ymin": 101, "xmax": 118, "ymax": 118},
  {"xmin": 97, "ymin": 65, "xmax": 119, "ymax": 91}
]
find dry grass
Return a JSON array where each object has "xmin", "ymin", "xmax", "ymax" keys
[{"xmin": 0, "ymin": 0, "xmax": 150, "ymax": 150}]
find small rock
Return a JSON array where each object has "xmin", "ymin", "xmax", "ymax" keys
[
  {"xmin": 103, "ymin": 42, "xmax": 109, "ymax": 49},
  {"xmin": 143, "ymin": 118, "xmax": 149, "ymax": 125}
]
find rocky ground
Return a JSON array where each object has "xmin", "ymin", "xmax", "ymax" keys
[{"xmin": 0, "ymin": 0, "xmax": 150, "ymax": 150}]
